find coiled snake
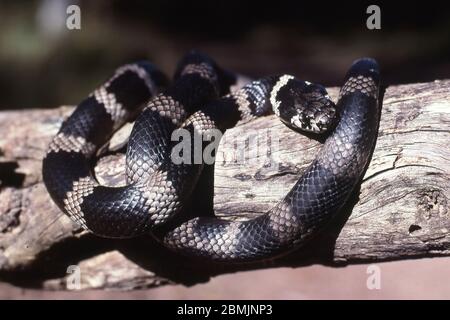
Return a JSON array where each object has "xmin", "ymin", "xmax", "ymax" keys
[{"xmin": 43, "ymin": 51, "xmax": 380, "ymax": 262}]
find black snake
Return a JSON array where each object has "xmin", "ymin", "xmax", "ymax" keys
[{"xmin": 42, "ymin": 51, "xmax": 380, "ymax": 262}]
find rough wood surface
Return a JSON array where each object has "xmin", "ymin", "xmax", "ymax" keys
[{"xmin": 0, "ymin": 80, "xmax": 449, "ymax": 290}]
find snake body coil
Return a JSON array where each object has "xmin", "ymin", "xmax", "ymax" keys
[{"xmin": 43, "ymin": 53, "xmax": 380, "ymax": 262}]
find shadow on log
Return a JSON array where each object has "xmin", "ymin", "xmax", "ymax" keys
[{"xmin": 0, "ymin": 80, "xmax": 449, "ymax": 290}]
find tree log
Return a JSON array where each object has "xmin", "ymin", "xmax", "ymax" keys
[{"xmin": 0, "ymin": 80, "xmax": 449, "ymax": 290}]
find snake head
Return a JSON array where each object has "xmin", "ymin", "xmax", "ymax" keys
[{"xmin": 276, "ymin": 78, "xmax": 337, "ymax": 134}]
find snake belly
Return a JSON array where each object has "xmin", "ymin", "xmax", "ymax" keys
[{"xmin": 163, "ymin": 58, "xmax": 381, "ymax": 262}]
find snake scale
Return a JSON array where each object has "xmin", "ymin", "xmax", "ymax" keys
[{"xmin": 43, "ymin": 51, "xmax": 380, "ymax": 262}]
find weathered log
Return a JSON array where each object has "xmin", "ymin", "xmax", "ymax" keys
[{"xmin": 0, "ymin": 80, "xmax": 449, "ymax": 290}]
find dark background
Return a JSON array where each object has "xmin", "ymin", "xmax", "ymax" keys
[{"xmin": 0, "ymin": 0, "xmax": 449, "ymax": 109}]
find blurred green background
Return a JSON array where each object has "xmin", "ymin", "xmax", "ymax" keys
[{"xmin": 0, "ymin": 0, "xmax": 449, "ymax": 109}]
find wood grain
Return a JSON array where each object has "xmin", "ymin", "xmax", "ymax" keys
[{"xmin": 0, "ymin": 80, "xmax": 449, "ymax": 290}]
